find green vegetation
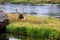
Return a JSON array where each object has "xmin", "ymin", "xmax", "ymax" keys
[
  {"xmin": 0, "ymin": 0, "xmax": 4, "ymax": 2},
  {"xmin": 6, "ymin": 14, "xmax": 60, "ymax": 40},
  {"xmin": 0, "ymin": 0, "xmax": 60, "ymax": 4},
  {"xmin": 8, "ymin": 0, "xmax": 60, "ymax": 4}
]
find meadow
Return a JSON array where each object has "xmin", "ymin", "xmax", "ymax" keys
[{"xmin": 6, "ymin": 13, "xmax": 60, "ymax": 40}]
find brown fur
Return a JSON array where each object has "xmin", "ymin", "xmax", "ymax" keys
[{"xmin": 19, "ymin": 14, "xmax": 24, "ymax": 20}]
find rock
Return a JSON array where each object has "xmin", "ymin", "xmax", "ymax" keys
[{"xmin": 0, "ymin": 10, "xmax": 9, "ymax": 33}]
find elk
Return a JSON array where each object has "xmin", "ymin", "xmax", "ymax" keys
[{"xmin": 16, "ymin": 9, "xmax": 24, "ymax": 20}]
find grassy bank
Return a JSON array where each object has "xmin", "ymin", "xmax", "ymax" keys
[
  {"xmin": 6, "ymin": 13, "xmax": 60, "ymax": 40},
  {"xmin": 0, "ymin": 0, "xmax": 60, "ymax": 4},
  {"xmin": 0, "ymin": 0, "xmax": 4, "ymax": 2},
  {"xmin": 9, "ymin": 0, "xmax": 60, "ymax": 4}
]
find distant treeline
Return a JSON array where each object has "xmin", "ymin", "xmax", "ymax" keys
[{"xmin": 0, "ymin": 0, "xmax": 60, "ymax": 4}]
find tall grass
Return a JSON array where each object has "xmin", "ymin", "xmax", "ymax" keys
[
  {"xmin": 6, "ymin": 13, "xmax": 60, "ymax": 39},
  {"xmin": 7, "ymin": 22, "xmax": 60, "ymax": 39}
]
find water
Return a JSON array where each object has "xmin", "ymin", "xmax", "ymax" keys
[
  {"xmin": 0, "ymin": 4, "xmax": 60, "ymax": 17},
  {"xmin": 0, "ymin": 33, "xmax": 48, "ymax": 40}
]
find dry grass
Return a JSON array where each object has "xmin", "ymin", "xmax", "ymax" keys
[
  {"xmin": 7, "ymin": 13, "xmax": 19, "ymax": 22},
  {"xmin": 7, "ymin": 13, "xmax": 60, "ymax": 24},
  {"xmin": 7, "ymin": 13, "xmax": 50, "ymax": 23},
  {"xmin": 6, "ymin": 13, "xmax": 60, "ymax": 39},
  {"xmin": 6, "ymin": 13, "xmax": 60, "ymax": 30}
]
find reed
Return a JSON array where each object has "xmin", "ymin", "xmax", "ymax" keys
[{"xmin": 7, "ymin": 22, "xmax": 60, "ymax": 39}]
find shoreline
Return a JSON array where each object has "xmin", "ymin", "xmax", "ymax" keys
[
  {"xmin": 0, "ymin": 2, "xmax": 60, "ymax": 5},
  {"xmin": 0, "ymin": 2, "xmax": 60, "ymax": 6}
]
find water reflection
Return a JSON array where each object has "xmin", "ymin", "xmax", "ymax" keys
[
  {"xmin": 0, "ymin": 34, "xmax": 8, "ymax": 40},
  {"xmin": 0, "ymin": 33, "xmax": 49, "ymax": 40}
]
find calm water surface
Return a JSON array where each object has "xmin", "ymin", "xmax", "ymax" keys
[{"xmin": 0, "ymin": 33, "xmax": 47, "ymax": 40}]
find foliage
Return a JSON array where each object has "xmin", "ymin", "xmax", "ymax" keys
[{"xmin": 0, "ymin": 0, "xmax": 60, "ymax": 4}]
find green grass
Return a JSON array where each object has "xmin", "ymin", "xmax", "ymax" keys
[
  {"xmin": 0, "ymin": 0, "xmax": 4, "ymax": 2},
  {"xmin": 9, "ymin": 0, "xmax": 60, "ymax": 4},
  {"xmin": 0, "ymin": 0, "xmax": 60, "ymax": 4},
  {"xmin": 6, "ymin": 16, "xmax": 60, "ymax": 40}
]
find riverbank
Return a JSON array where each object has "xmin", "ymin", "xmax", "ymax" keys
[
  {"xmin": 0, "ymin": 0, "xmax": 60, "ymax": 4},
  {"xmin": 6, "ymin": 13, "xmax": 60, "ymax": 40},
  {"xmin": 9, "ymin": 0, "xmax": 60, "ymax": 4}
]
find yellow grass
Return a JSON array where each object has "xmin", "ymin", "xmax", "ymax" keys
[
  {"xmin": 7, "ymin": 13, "xmax": 60, "ymax": 39},
  {"xmin": 7, "ymin": 13, "xmax": 60, "ymax": 24},
  {"xmin": 6, "ymin": 13, "xmax": 60, "ymax": 31}
]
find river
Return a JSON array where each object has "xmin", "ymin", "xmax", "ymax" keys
[{"xmin": 0, "ymin": 4, "xmax": 60, "ymax": 17}]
